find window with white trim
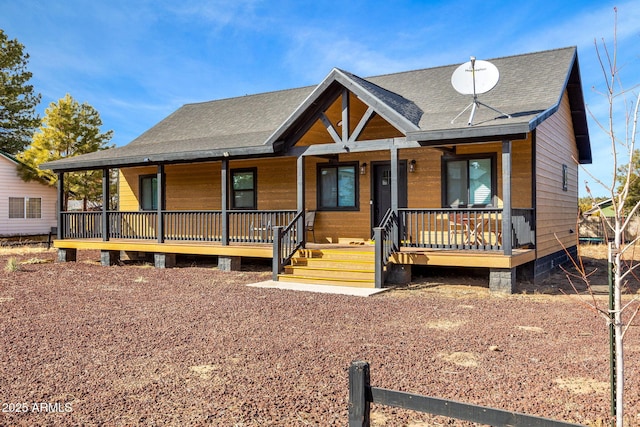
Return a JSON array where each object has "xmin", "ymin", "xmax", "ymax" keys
[{"xmin": 8, "ymin": 197, "xmax": 42, "ymax": 219}]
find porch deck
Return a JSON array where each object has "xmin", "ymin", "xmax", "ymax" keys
[{"xmin": 53, "ymin": 239, "xmax": 535, "ymax": 269}]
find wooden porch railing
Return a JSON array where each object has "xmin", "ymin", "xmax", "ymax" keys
[
  {"xmin": 60, "ymin": 210, "xmax": 297, "ymax": 243},
  {"xmin": 373, "ymin": 209, "xmax": 399, "ymax": 288},
  {"xmin": 272, "ymin": 210, "xmax": 305, "ymax": 280},
  {"xmin": 59, "ymin": 208, "xmax": 534, "ymax": 250},
  {"xmin": 400, "ymin": 208, "xmax": 535, "ymax": 250},
  {"xmin": 62, "ymin": 211, "xmax": 103, "ymax": 239}
]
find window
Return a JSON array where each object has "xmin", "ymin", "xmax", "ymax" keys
[
  {"xmin": 8, "ymin": 197, "xmax": 41, "ymax": 219},
  {"xmin": 26, "ymin": 198, "xmax": 41, "ymax": 218},
  {"xmin": 140, "ymin": 175, "xmax": 158, "ymax": 210},
  {"xmin": 317, "ymin": 163, "xmax": 358, "ymax": 210},
  {"xmin": 443, "ymin": 155, "xmax": 495, "ymax": 207},
  {"xmin": 9, "ymin": 197, "xmax": 25, "ymax": 218},
  {"xmin": 231, "ymin": 168, "xmax": 256, "ymax": 209}
]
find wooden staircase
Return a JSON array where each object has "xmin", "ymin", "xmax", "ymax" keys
[{"xmin": 278, "ymin": 247, "xmax": 377, "ymax": 288}]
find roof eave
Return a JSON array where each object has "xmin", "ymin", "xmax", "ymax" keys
[
  {"xmin": 40, "ymin": 145, "xmax": 277, "ymax": 172},
  {"xmin": 406, "ymin": 122, "xmax": 531, "ymax": 145}
]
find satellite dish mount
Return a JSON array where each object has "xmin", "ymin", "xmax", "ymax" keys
[{"xmin": 451, "ymin": 56, "xmax": 511, "ymax": 126}]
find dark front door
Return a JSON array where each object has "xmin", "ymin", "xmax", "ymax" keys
[{"xmin": 372, "ymin": 161, "xmax": 407, "ymax": 227}]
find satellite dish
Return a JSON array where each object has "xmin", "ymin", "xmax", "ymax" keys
[
  {"xmin": 451, "ymin": 59, "xmax": 500, "ymax": 95},
  {"xmin": 450, "ymin": 57, "xmax": 511, "ymax": 126}
]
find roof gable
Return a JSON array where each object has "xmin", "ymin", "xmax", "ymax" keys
[{"xmin": 263, "ymin": 68, "xmax": 422, "ymax": 148}]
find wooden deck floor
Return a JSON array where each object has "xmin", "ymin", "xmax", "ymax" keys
[{"xmin": 54, "ymin": 239, "xmax": 535, "ymax": 269}]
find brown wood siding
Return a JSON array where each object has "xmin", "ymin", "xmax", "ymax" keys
[{"xmin": 535, "ymin": 91, "xmax": 579, "ymax": 258}]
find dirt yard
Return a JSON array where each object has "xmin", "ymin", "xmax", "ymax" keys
[{"xmin": 0, "ymin": 245, "xmax": 639, "ymax": 426}]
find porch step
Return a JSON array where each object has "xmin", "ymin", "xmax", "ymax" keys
[{"xmin": 278, "ymin": 248, "xmax": 377, "ymax": 288}]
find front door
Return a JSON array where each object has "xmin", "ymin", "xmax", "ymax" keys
[{"xmin": 372, "ymin": 161, "xmax": 407, "ymax": 227}]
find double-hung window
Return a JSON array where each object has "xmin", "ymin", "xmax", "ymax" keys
[
  {"xmin": 231, "ymin": 168, "xmax": 257, "ymax": 209},
  {"xmin": 317, "ymin": 163, "xmax": 358, "ymax": 210},
  {"xmin": 443, "ymin": 155, "xmax": 495, "ymax": 207}
]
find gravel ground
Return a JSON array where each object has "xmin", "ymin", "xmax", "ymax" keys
[{"xmin": 0, "ymin": 248, "xmax": 639, "ymax": 426}]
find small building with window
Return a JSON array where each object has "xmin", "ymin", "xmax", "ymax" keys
[
  {"xmin": 0, "ymin": 151, "xmax": 57, "ymax": 237},
  {"xmin": 41, "ymin": 47, "xmax": 591, "ymax": 293}
]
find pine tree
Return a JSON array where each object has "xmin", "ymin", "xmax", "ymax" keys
[
  {"xmin": 18, "ymin": 94, "xmax": 113, "ymax": 210},
  {"xmin": 0, "ymin": 29, "xmax": 41, "ymax": 154}
]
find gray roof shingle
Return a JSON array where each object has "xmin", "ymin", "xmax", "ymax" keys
[{"xmin": 43, "ymin": 46, "xmax": 590, "ymax": 171}]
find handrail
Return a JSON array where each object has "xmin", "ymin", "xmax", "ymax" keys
[
  {"xmin": 373, "ymin": 209, "xmax": 399, "ymax": 288},
  {"xmin": 272, "ymin": 210, "xmax": 305, "ymax": 280}
]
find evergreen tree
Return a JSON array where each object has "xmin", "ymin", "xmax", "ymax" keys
[
  {"xmin": 18, "ymin": 94, "xmax": 113, "ymax": 210},
  {"xmin": 0, "ymin": 29, "xmax": 41, "ymax": 154}
]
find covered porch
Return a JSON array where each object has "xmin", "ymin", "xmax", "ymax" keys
[{"xmin": 53, "ymin": 204, "xmax": 536, "ymax": 292}]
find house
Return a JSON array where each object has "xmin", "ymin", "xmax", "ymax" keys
[
  {"xmin": 0, "ymin": 151, "xmax": 57, "ymax": 237},
  {"xmin": 41, "ymin": 46, "xmax": 591, "ymax": 293}
]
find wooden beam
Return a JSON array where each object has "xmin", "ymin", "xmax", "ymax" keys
[
  {"xmin": 349, "ymin": 106, "xmax": 375, "ymax": 143},
  {"xmin": 502, "ymin": 140, "xmax": 512, "ymax": 255},
  {"xmin": 221, "ymin": 158, "xmax": 229, "ymax": 245},
  {"xmin": 102, "ymin": 168, "xmax": 110, "ymax": 242},
  {"xmin": 157, "ymin": 164, "xmax": 165, "ymax": 244},
  {"xmin": 342, "ymin": 88, "xmax": 349, "ymax": 142},
  {"xmin": 57, "ymin": 172, "xmax": 64, "ymax": 239},
  {"xmin": 320, "ymin": 113, "xmax": 343, "ymax": 144},
  {"xmin": 53, "ymin": 239, "xmax": 274, "ymax": 258}
]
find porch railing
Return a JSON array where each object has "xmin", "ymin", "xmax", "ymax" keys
[
  {"xmin": 62, "ymin": 211, "xmax": 103, "ymax": 239},
  {"xmin": 61, "ymin": 210, "xmax": 296, "ymax": 243},
  {"xmin": 400, "ymin": 208, "xmax": 535, "ymax": 250},
  {"xmin": 60, "ymin": 208, "xmax": 534, "ymax": 251},
  {"xmin": 272, "ymin": 210, "xmax": 305, "ymax": 280},
  {"xmin": 373, "ymin": 209, "xmax": 399, "ymax": 288}
]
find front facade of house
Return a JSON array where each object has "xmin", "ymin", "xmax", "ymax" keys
[
  {"xmin": 0, "ymin": 151, "xmax": 57, "ymax": 237},
  {"xmin": 43, "ymin": 47, "xmax": 591, "ymax": 293}
]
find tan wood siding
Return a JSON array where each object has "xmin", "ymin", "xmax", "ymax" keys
[
  {"xmin": 119, "ymin": 159, "xmax": 297, "ymax": 212},
  {"xmin": 535, "ymin": 91, "xmax": 579, "ymax": 258},
  {"xmin": 117, "ymin": 139, "xmax": 535, "ymax": 245}
]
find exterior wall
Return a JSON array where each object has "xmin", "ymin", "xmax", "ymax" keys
[
  {"xmin": 119, "ymin": 157, "xmax": 298, "ymax": 212},
  {"xmin": 0, "ymin": 155, "xmax": 57, "ymax": 236},
  {"xmin": 117, "ymin": 140, "xmax": 535, "ymax": 244},
  {"xmin": 535, "ymin": 90, "xmax": 579, "ymax": 258}
]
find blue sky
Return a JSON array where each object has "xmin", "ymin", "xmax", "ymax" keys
[{"xmin": 2, "ymin": 0, "xmax": 639, "ymax": 197}]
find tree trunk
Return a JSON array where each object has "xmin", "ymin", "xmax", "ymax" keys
[{"xmin": 614, "ymin": 220, "xmax": 624, "ymax": 427}]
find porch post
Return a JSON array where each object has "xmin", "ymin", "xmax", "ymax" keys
[
  {"xmin": 221, "ymin": 158, "xmax": 229, "ymax": 245},
  {"xmin": 390, "ymin": 146, "xmax": 400, "ymax": 247},
  {"xmin": 502, "ymin": 140, "xmax": 513, "ymax": 256},
  {"xmin": 297, "ymin": 154, "xmax": 305, "ymax": 246},
  {"xmin": 57, "ymin": 172, "xmax": 64, "ymax": 239},
  {"xmin": 102, "ymin": 168, "xmax": 110, "ymax": 241},
  {"xmin": 157, "ymin": 164, "xmax": 165, "ymax": 244}
]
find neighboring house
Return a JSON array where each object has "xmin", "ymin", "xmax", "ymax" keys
[
  {"xmin": 42, "ymin": 47, "xmax": 591, "ymax": 293},
  {"xmin": 0, "ymin": 151, "xmax": 57, "ymax": 237}
]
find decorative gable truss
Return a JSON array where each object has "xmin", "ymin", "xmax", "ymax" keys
[{"xmin": 266, "ymin": 69, "xmax": 423, "ymax": 151}]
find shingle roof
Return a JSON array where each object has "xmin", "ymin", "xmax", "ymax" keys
[{"xmin": 43, "ymin": 46, "xmax": 590, "ymax": 172}]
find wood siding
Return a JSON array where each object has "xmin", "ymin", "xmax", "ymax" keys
[
  {"xmin": 535, "ymin": 91, "xmax": 579, "ymax": 258},
  {"xmin": 118, "ymin": 139, "xmax": 535, "ymax": 244},
  {"xmin": 0, "ymin": 155, "xmax": 57, "ymax": 236}
]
